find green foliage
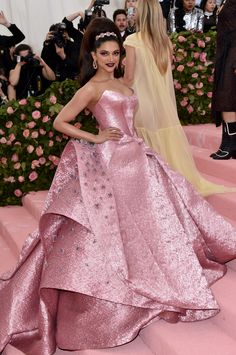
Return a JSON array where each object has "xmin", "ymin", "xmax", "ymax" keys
[
  {"xmin": 171, "ymin": 30, "xmax": 217, "ymax": 124},
  {"xmin": 0, "ymin": 79, "xmax": 97, "ymax": 206}
]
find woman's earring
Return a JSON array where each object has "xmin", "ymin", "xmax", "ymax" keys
[{"xmin": 93, "ymin": 60, "xmax": 97, "ymax": 70}]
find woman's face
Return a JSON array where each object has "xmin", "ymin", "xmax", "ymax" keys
[
  {"xmin": 205, "ymin": 0, "xmax": 216, "ymax": 12},
  {"xmin": 183, "ymin": 0, "xmax": 195, "ymax": 11},
  {"xmin": 125, "ymin": 0, "xmax": 137, "ymax": 9},
  {"xmin": 92, "ymin": 40, "xmax": 120, "ymax": 74}
]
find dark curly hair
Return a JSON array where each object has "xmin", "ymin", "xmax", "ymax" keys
[{"xmin": 79, "ymin": 18, "xmax": 123, "ymax": 86}]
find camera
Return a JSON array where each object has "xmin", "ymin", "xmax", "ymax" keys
[
  {"xmin": 15, "ymin": 54, "xmax": 40, "ymax": 67},
  {"xmin": 94, "ymin": 0, "xmax": 110, "ymax": 5},
  {"xmin": 50, "ymin": 23, "xmax": 67, "ymax": 48}
]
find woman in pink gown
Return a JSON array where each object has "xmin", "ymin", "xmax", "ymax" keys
[{"xmin": 0, "ymin": 18, "xmax": 236, "ymax": 355}]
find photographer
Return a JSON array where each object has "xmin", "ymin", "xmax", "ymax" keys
[
  {"xmin": 41, "ymin": 23, "xmax": 79, "ymax": 84},
  {"xmin": 0, "ymin": 11, "xmax": 25, "ymax": 48},
  {"xmin": 0, "ymin": 68, "xmax": 9, "ymax": 104},
  {"xmin": 0, "ymin": 11, "xmax": 25, "ymax": 78},
  {"xmin": 9, "ymin": 44, "xmax": 55, "ymax": 100}
]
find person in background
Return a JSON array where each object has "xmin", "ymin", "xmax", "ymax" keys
[
  {"xmin": 0, "ymin": 10, "xmax": 25, "ymax": 80},
  {"xmin": 201, "ymin": 0, "xmax": 217, "ymax": 32},
  {"xmin": 9, "ymin": 44, "xmax": 55, "ymax": 100},
  {"xmin": 41, "ymin": 23, "xmax": 79, "ymax": 85},
  {"xmin": 210, "ymin": 0, "xmax": 236, "ymax": 159},
  {"xmin": 113, "ymin": 9, "xmax": 129, "ymax": 43},
  {"xmin": 124, "ymin": 0, "xmax": 137, "ymax": 33},
  {"xmin": 168, "ymin": 0, "xmax": 204, "ymax": 33},
  {"xmin": 124, "ymin": 0, "xmax": 230, "ymax": 196}
]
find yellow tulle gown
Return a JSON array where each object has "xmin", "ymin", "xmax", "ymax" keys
[{"xmin": 124, "ymin": 32, "xmax": 231, "ymax": 197}]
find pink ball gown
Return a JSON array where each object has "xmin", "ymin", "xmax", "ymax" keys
[{"xmin": 0, "ymin": 90, "xmax": 236, "ymax": 354}]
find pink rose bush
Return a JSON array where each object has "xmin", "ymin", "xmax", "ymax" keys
[
  {"xmin": 170, "ymin": 30, "xmax": 217, "ymax": 124},
  {"xmin": 0, "ymin": 79, "xmax": 98, "ymax": 206}
]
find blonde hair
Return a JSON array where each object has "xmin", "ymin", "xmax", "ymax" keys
[{"xmin": 136, "ymin": 0, "xmax": 171, "ymax": 75}]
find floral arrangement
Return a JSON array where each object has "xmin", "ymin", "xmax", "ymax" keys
[
  {"xmin": 0, "ymin": 79, "xmax": 97, "ymax": 206},
  {"xmin": 170, "ymin": 29, "xmax": 217, "ymax": 125}
]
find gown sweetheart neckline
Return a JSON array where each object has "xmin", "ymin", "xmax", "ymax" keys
[{"xmin": 96, "ymin": 89, "xmax": 136, "ymax": 106}]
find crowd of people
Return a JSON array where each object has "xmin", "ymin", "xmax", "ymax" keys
[{"xmin": 0, "ymin": 0, "xmax": 223, "ymax": 105}]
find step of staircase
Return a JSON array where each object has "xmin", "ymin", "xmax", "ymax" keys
[
  {"xmin": 191, "ymin": 145, "xmax": 236, "ymax": 185},
  {"xmin": 184, "ymin": 124, "xmax": 222, "ymax": 151},
  {"xmin": 0, "ymin": 206, "xmax": 38, "ymax": 257}
]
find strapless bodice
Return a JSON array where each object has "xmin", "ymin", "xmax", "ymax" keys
[{"xmin": 92, "ymin": 90, "xmax": 138, "ymax": 136}]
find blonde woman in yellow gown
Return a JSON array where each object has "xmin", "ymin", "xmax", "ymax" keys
[{"xmin": 124, "ymin": 0, "xmax": 229, "ymax": 196}]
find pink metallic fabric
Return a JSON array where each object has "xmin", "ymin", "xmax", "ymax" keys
[{"xmin": 0, "ymin": 90, "xmax": 236, "ymax": 354}]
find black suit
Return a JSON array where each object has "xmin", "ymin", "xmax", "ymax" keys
[{"xmin": 159, "ymin": 0, "xmax": 171, "ymax": 19}]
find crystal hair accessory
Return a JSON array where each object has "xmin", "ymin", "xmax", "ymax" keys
[{"xmin": 95, "ymin": 32, "xmax": 118, "ymax": 41}]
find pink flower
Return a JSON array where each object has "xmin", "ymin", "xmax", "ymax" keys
[
  {"xmin": 207, "ymin": 91, "xmax": 213, "ymax": 98},
  {"xmin": 205, "ymin": 36, "xmax": 211, "ymax": 42},
  {"xmin": 23, "ymin": 129, "xmax": 30, "ymax": 138},
  {"xmin": 178, "ymin": 35, "xmax": 186, "ymax": 43},
  {"xmin": 5, "ymin": 121, "xmax": 13, "ymax": 128},
  {"xmin": 39, "ymin": 128, "xmax": 46, "ymax": 135},
  {"xmin": 0, "ymin": 129, "xmax": 5, "ymax": 135},
  {"xmin": 27, "ymin": 145, "xmax": 34, "ymax": 153},
  {"xmin": 14, "ymin": 189, "xmax": 23, "ymax": 197},
  {"xmin": 31, "ymin": 160, "xmax": 40, "ymax": 169},
  {"xmin": 195, "ymin": 82, "xmax": 203, "ymax": 89},
  {"xmin": 55, "ymin": 135, "xmax": 62, "ymax": 142},
  {"xmin": 208, "ymin": 102, "xmax": 212, "ymax": 109},
  {"xmin": 14, "ymin": 141, "xmax": 21, "ymax": 146},
  {"xmin": 42, "ymin": 115, "xmax": 50, "ymax": 123},
  {"xmin": 208, "ymin": 75, "xmax": 214, "ymax": 83},
  {"xmin": 32, "ymin": 110, "xmax": 41, "ymax": 120},
  {"xmin": 36, "ymin": 146, "xmax": 43, "ymax": 157},
  {"xmin": 1, "ymin": 157, "xmax": 7, "ymax": 165},
  {"xmin": 48, "ymin": 155, "xmax": 60, "ymax": 166},
  {"xmin": 197, "ymin": 65, "xmax": 204, "ymax": 71},
  {"xmin": 48, "ymin": 140, "xmax": 54, "ymax": 147},
  {"xmin": 39, "ymin": 157, "xmax": 46, "ymax": 165},
  {"xmin": 19, "ymin": 98, "xmax": 27, "ymax": 105},
  {"xmin": 18, "ymin": 176, "xmax": 25, "ymax": 183},
  {"xmin": 4, "ymin": 176, "xmax": 15, "ymax": 183},
  {"xmin": 34, "ymin": 101, "xmax": 41, "ymax": 108},
  {"xmin": 192, "ymin": 73, "xmax": 198, "ymax": 79},
  {"xmin": 193, "ymin": 52, "xmax": 200, "ymax": 59},
  {"xmin": 28, "ymin": 121, "xmax": 36, "ymax": 129},
  {"xmin": 49, "ymin": 95, "xmax": 57, "ymax": 104},
  {"xmin": 31, "ymin": 131, "xmax": 39, "ymax": 139},
  {"xmin": 180, "ymin": 100, "xmax": 188, "ymax": 107},
  {"xmin": 175, "ymin": 82, "xmax": 182, "ymax": 90},
  {"xmin": 187, "ymin": 62, "xmax": 194, "ymax": 67},
  {"xmin": 199, "ymin": 52, "xmax": 207, "ymax": 62},
  {"xmin": 177, "ymin": 65, "xmax": 185, "ymax": 72},
  {"xmin": 197, "ymin": 39, "xmax": 205, "ymax": 48},
  {"xmin": 7, "ymin": 106, "xmax": 14, "ymax": 115},
  {"xmin": 196, "ymin": 89, "xmax": 204, "ymax": 96},
  {"xmin": 11, "ymin": 153, "xmax": 19, "ymax": 162},
  {"xmin": 0, "ymin": 137, "xmax": 7, "ymax": 144},
  {"xmin": 181, "ymin": 88, "xmax": 188, "ymax": 94},
  {"xmin": 20, "ymin": 113, "xmax": 26, "ymax": 120},
  {"xmin": 14, "ymin": 162, "xmax": 21, "ymax": 170},
  {"xmin": 190, "ymin": 43, "xmax": 195, "ymax": 48},
  {"xmin": 9, "ymin": 133, "xmax": 15, "ymax": 142},
  {"xmin": 48, "ymin": 131, "xmax": 54, "ymax": 138},
  {"xmin": 29, "ymin": 171, "xmax": 38, "ymax": 181},
  {"xmin": 187, "ymin": 105, "xmax": 194, "ymax": 114}
]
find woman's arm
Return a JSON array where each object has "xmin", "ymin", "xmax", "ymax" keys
[
  {"xmin": 123, "ymin": 45, "xmax": 136, "ymax": 87},
  {"xmin": 9, "ymin": 63, "xmax": 23, "ymax": 86},
  {"xmin": 53, "ymin": 85, "xmax": 123, "ymax": 144}
]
